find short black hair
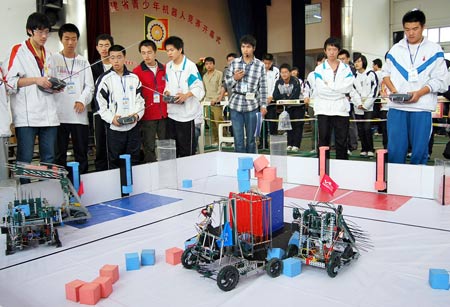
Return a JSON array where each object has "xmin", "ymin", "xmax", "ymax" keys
[
  {"xmin": 109, "ymin": 44, "xmax": 126, "ymax": 56},
  {"xmin": 373, "ymin": 58, "xmax": 383, "ymax": 68},
  {"xmin": 164, "ymin": 36, "xmax": 184, "ymax": 53},
  {"xmin": 240, "ymin": 35, "xmax": 256, "ymax": 48},
  {"xmin": 338, "ymin": 49, "xmax": 350, "ymax": 58},
  {"xmin": 96, "ymin": 34, "xmax": 114, "ymax": 46},
  {"xmin": 316, "ymin": 52, "xmax": 326, "ymax": 62},
  {"xmin": 263, "ymin": 53, "xmax": 274, "ymax": 61},
  {"xmin": 402, "ymin": 9, "xmax": 426, "ymax": 26},
  {"xmin": 226, "ymin": 53, "xmax": 238, "ymax": 59},
  {"xmin": 204, "ymin": 57, "xmax": 215, "ymax": 64},
  {"xmin": 324, "ymin": 37, "xmax": 341, "ymax": 51},
  {"xmin": 139, "ymin": 39, "xmax": 157, "ymax": 52},
  {"xmin": 58, "ymin": 23, "xmax": 80, "ymax": 40},
  {"xmin": 279, "ymin": 63, "xmax": 291, "ymax": 72},
  {"xmin": 26, "ymin": 12, "xmax": 50, "ymax": 36},
  {"xmin": 354, "ymin": 54, "xmax": 367, "ymax": 69}
]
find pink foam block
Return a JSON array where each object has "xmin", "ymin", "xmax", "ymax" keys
[
  {"xmin": 254, "ymin": 168, "xmax": 263, "ymax": 178},
  {"xmin": 165, "ymin": 247, "xmax": 184, "ymax": 265},
  {"xmin": 99, "ymin": 264, "xmax": 119, "ymax": 284},
  {"xmin": 79, "ymin": 282, "xmax": 101, "ymax": 305},
  {"xmin": 258, "ymin": 177, "xmax": 283, "ymax": 193},
  {"xmin": 65, "ymin": 279, "xmax": 86, "ymax": 302},
  {"xmin": 92, "ymin": 276, "xmax": 113, "ymax": 298},
  {"xmin": 253, "ymin": 155, "xmax": 269, "ymax": 172},
  {"xmin": 262, "ymin": 167, "xmax": 277, "ymax": 180}
]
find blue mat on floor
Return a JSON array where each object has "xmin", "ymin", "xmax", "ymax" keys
[{"xmin": 67, "ymin": 193, "xmax": 181, "ymax": 229}]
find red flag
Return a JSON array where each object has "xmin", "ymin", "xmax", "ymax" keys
[
  {"xmin": 78, "ymin": 181, "xmax": 84, "ymax": 196},
  {"xmin": 320, "ymin": 174, "xmax": 339, "ymax": 196}
]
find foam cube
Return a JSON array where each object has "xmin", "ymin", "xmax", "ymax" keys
[
  {"xmin": 182, "ymin": 179, "xmax": 192, "ymax": 188},
  {"xmin": 258, "ymin": 177, "xmax": 283, "ymax": 193},
  {"xmin": 429, "ymin": 268, "xmax": 450, "ymax": 290},
  {"xmin": 184, "ymin": 237, "xmax": 197, "ymax": 249},
  {"xmin": 165, "ymin": 247, "xmax": 183, "ymax": 265},
  {"xmin": 92, "ymin": 276, "xmax": 113, "ymax": 298},
  {"xmin": 125, "ymin": 252, "xmax": 140, "ymax": 271},
  {"xmin": 238, "ymin": 179, "xmax": 251, "ymax": 192},
  {"xmin": 79, "ymin": 282, "xmax": 101, "ymax": 305},
  {"xmin": 65, "ymin": 279, "xmax": 86, "ymax": 302},
  {"xmin": 141, "ymin": 249, "xmax": 155, "ymax": 266},
  {"xmin": 267, "ymin": 248, "xmax": 285, "ymax": 260},
  {"xmin": 238, "ymin": 157, "xmax": 254, "ymax": 170},
  {"xmin": 282, "ymin": 257, "xmax": 302, "ymax": 277},
  {"xmin": 253, "ymin": 155, "xmax": 269, "ymax": 172},
  {"xmin": 99, "ymin": 264, "xmax": 119, "ymax": 284},
  {"xmin": 262, "ymin": 167, "xmax": 277, "ymax": 181},
  {"xmin": 254, "ymin": 168, "xmax": 263, "ymax": 178},
  {"xmin": 237, "ymin": 168, "xmax": 251, "ymax": 180}
]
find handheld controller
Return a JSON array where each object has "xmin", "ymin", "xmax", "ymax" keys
[
  {"xmin": 117, "ymin": 115, "xmax": 137, "ymax": 125},
  {"xmin": 38, "ymin": 77, "xmax": 66, "ymax": 94},
  {"xmin": 163, "ymin": 95, "xmax": 178, "ymax": 104},
  {"xmin": 389, "ymin": 93, "xmax": 412, "ymax": 103}
]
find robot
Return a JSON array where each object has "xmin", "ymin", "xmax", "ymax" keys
[
  {"xmin": 182, "ymin": 193, "xmax": 283, "ymax": 291},
  {"xmin": 286, "ymin": 202, "xmax": 371, "ymax": 277}
]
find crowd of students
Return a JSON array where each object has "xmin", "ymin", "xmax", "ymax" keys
[{"xmin": 1, "ymin": 9, "xmax": 449, "ymax": 182}]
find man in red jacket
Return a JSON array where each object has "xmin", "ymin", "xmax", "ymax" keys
[{"xmin": 133, "ymin": 40, "xmax": 167, "ymax": 162}]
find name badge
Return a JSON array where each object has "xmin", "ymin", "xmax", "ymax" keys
[
  {"xmin": 409, "ymin": 68, "xmax": 419, "ymax": 82},
  {"xmin": 241, "ymin": 82, "xmax": 248, "ymax": 93},
  {"xmin": 122, "ymin": 97, "xmax": 130, "ymax": 110},
  {"xmin": 153, "ymin": 93, "xmax": 160, "ymax": 103},
  {"xmin": 245, "ymin": 92, "xmax": 256, "ymax": 100},
  {"xmin": 67, "ymin": 81, "xmax": 76, "ymax": 95}
]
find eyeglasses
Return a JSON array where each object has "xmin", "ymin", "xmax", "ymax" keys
[{"xmin": 34, "ymin": 29, "xmax": 50, "ymax": 36}]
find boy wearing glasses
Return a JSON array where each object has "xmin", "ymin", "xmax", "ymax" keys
[
  {"xmin": 3, "ymin": 12, "xmax": 59, "ymax": 169},
  {"xmin": 95, "ymin": 45, "xmax": 145, "ymax": 169}
]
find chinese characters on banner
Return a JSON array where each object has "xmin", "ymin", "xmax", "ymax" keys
[{"xmin": 110, "ymin": 0, "xmax": 222, "ymax": 45}]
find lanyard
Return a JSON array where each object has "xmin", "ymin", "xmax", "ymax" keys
[
  {"xmin": 175, "ymin": 71, "xmax": 182, "ymax": 90},
  {"xmin": 26, "ymin": 39, "xmax": 46, "ymax": 76},
  {"xmin": 407, "ymin": 40, "xmax": 422, "ymax": 67},
  {"xmin": 62, "ymin": 52, "xmax": 75, "ymax": 80},
  {"xmin": 120, "ymin": 75, "xmax": 127, "ymax": 95}
]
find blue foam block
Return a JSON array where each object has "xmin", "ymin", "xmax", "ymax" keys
[
  {"xmin": 182, "ymin": 179, "xmax": 193, "ymax": 188},
  {"xmin": 267, "ymin": 248, "xmax": 285, "ymax": 260},
  {"xmin": 238, "ymin": 179, "xmax": 251, "ymax": 193},
  {"xmin": 184, "ymin": 237, "xmax": 197, "ymax": 249},
  {"xmin": 267, "ymin": 189, "xmax": 284, "ymax": 233},
  {"xmin": 429, "ymin": 268, "xmax": 449, "ymax": 290},
  {"xmin": 16, "ymin": 204, "xmax": 31, "ymax": 217},
  {"xmin": 237, "ymin": 168, "xmax": 251, "ymax": 180},
  {"xmin": 141, "ymin": 249, "xmax": 155, "ymax": 266},
  {"xmin": 238, "ymin": 157, "xmax": 254, "ymax": 170},
  {"xmin": 125, "ymin": 252, "xmax": 140, "ymax": 271},
  {"xmin": 282, "ymin": 257, "xmax": 302, "ymax": 277}
]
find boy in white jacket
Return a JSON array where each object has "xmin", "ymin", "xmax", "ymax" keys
[{"xmin": 164, "ymin": 36, "xmax": 205, "ymax": 157}]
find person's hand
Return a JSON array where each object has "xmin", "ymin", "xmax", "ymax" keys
[
  {"xmin": 36, "ymin": 77, "xmax": 52, "ymax": 89},
  {"xmin": 112, "ymin": 115, "xmax": 122, "ymax": 126},
  {"xmin": 408, "ymin": 91, "xmax": 421, "ymax": 103},
  {"xmin": 74, "ymin": 101, "xmax": 85, "ymax": 113},
  {"xmin": 175, "ymin": 92, "xmax": 190, "ymax": 104},
  {"xmin": 234, "ymin": 69, "xmax": 245, "ymax": 81},
  {"xmin": 164, "ymin": 91, "xmax": 171, "ymax": 96},
  {"xmin": 260, "ymin": 106, "xmax": 267, "ymax": 117}
]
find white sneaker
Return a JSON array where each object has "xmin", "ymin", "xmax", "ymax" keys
[
  {"xmin": 211, "ymin": 142, "xmax": 218, "ymax": 146},
  {"xmin": 367, "ymin": 151, "xmax": 375, "ymax": 157},
  {"xmin": 291, "ymin": 146, "xmax": 299, "ymax": 152},
  {"xmin": 310, "ymin": 149, "xmax": 317, "ymax": 153},
  {"xmin": 287, "ymin": 146, "xmax": 292, "ymax": 151},
  {"xmin": 360, "ymin": 151, "xmax": 368, "ymax": 157},
  {"xmin": 347, "ymin": 150, "xmax": 352, "ymax": 156}
]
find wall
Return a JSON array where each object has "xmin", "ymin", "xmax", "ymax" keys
[{"xmin": 109, "ymin": 0, "xmax": 236, "ymax": 69}]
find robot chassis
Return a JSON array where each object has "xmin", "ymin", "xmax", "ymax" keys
[
  {"xmin": 286, "ymin": 202, "xmax": 371, "ymax": 277},
  {"xmin": 182, "ymin": 193, "xmax": 283, "ymax": 291},
  {"xmin": 1, "ymin": 162, "xmax": 91, "ymax": 255}
]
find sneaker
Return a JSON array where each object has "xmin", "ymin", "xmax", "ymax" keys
[
  {"xmin": 407, "ymin": 152, "xmax": 412, "ymax": 158},
  {"xmin": 287, "ymin": 146, "xmax": 292, "ymax": 151},
  {"xmin": 310, "ymin": 149, "xmax": 317, "ymax": 153},
  {"xmin": 347, "ymin": 150, "xmax": 352, "ymax": 156},
  {"xmin": 211, "ymin": 142, "xmax": 218, "ymax": 147},
  {"xmin": 367, "ymin": 151, "xmax": 375, "ymax": 157},
  {"xmin": 291, "ymin": 146, "xmax": 299, "ymax": 152},
  {"xmin": 360, "ymin": 151, "xmax": 368, "ymax": 157}
]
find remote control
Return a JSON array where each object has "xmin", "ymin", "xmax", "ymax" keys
[
  {"xmin": 163, "ymin": 95, "xmax": 178, "ymax": 104},
  {"xmin": 389, "ymin": 93, "xmax": 412, "ymax": 103},
  {"xmin": 117, "ymin": 115, "xmax": 136, "ymax": 125},
  {"xmin": 38, "ymin": 77, "xmax": 66, "ymax": 94}
]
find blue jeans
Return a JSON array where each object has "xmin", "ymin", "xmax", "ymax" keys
[
  {"xmin": 16, "ymin": 126, "xmax": 58, "ymax": 164},
  {"xmin": 230, "ymin": 108, "xmax": 258, "ymax": 153}
]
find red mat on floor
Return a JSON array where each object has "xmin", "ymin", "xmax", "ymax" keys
[{"xmin": 284, "ymin": 185, "xmax": 411, "ymax": 211}]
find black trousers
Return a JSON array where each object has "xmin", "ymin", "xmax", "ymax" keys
[
  {"xmin": 106, "ymin": 125, "xmax": 141, "ymax": 169},
  {"xmin": 317, "ymin": 115, "xmax": 349, "ymax": 160},
  {"xmin": 94, "ymin": 114, "xmax": 108, "ymax": 171},
  {"xmin": 287, "ymin": 105, "xmax": 306, "ymax": 148},
  {"xmin": 355, "ymin": 111, "xmax": 374, "ymax": 152},
  {"xmin": 140, "ymin": 119, "xmax": 167, "ymax": 163},
  {"xmin": 55, "ymin": 123, "xmax": 89, "ymax": 176},
  {"xmin": 166, "ymin": 118, "xmax": 195, "ymax": 157}
]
